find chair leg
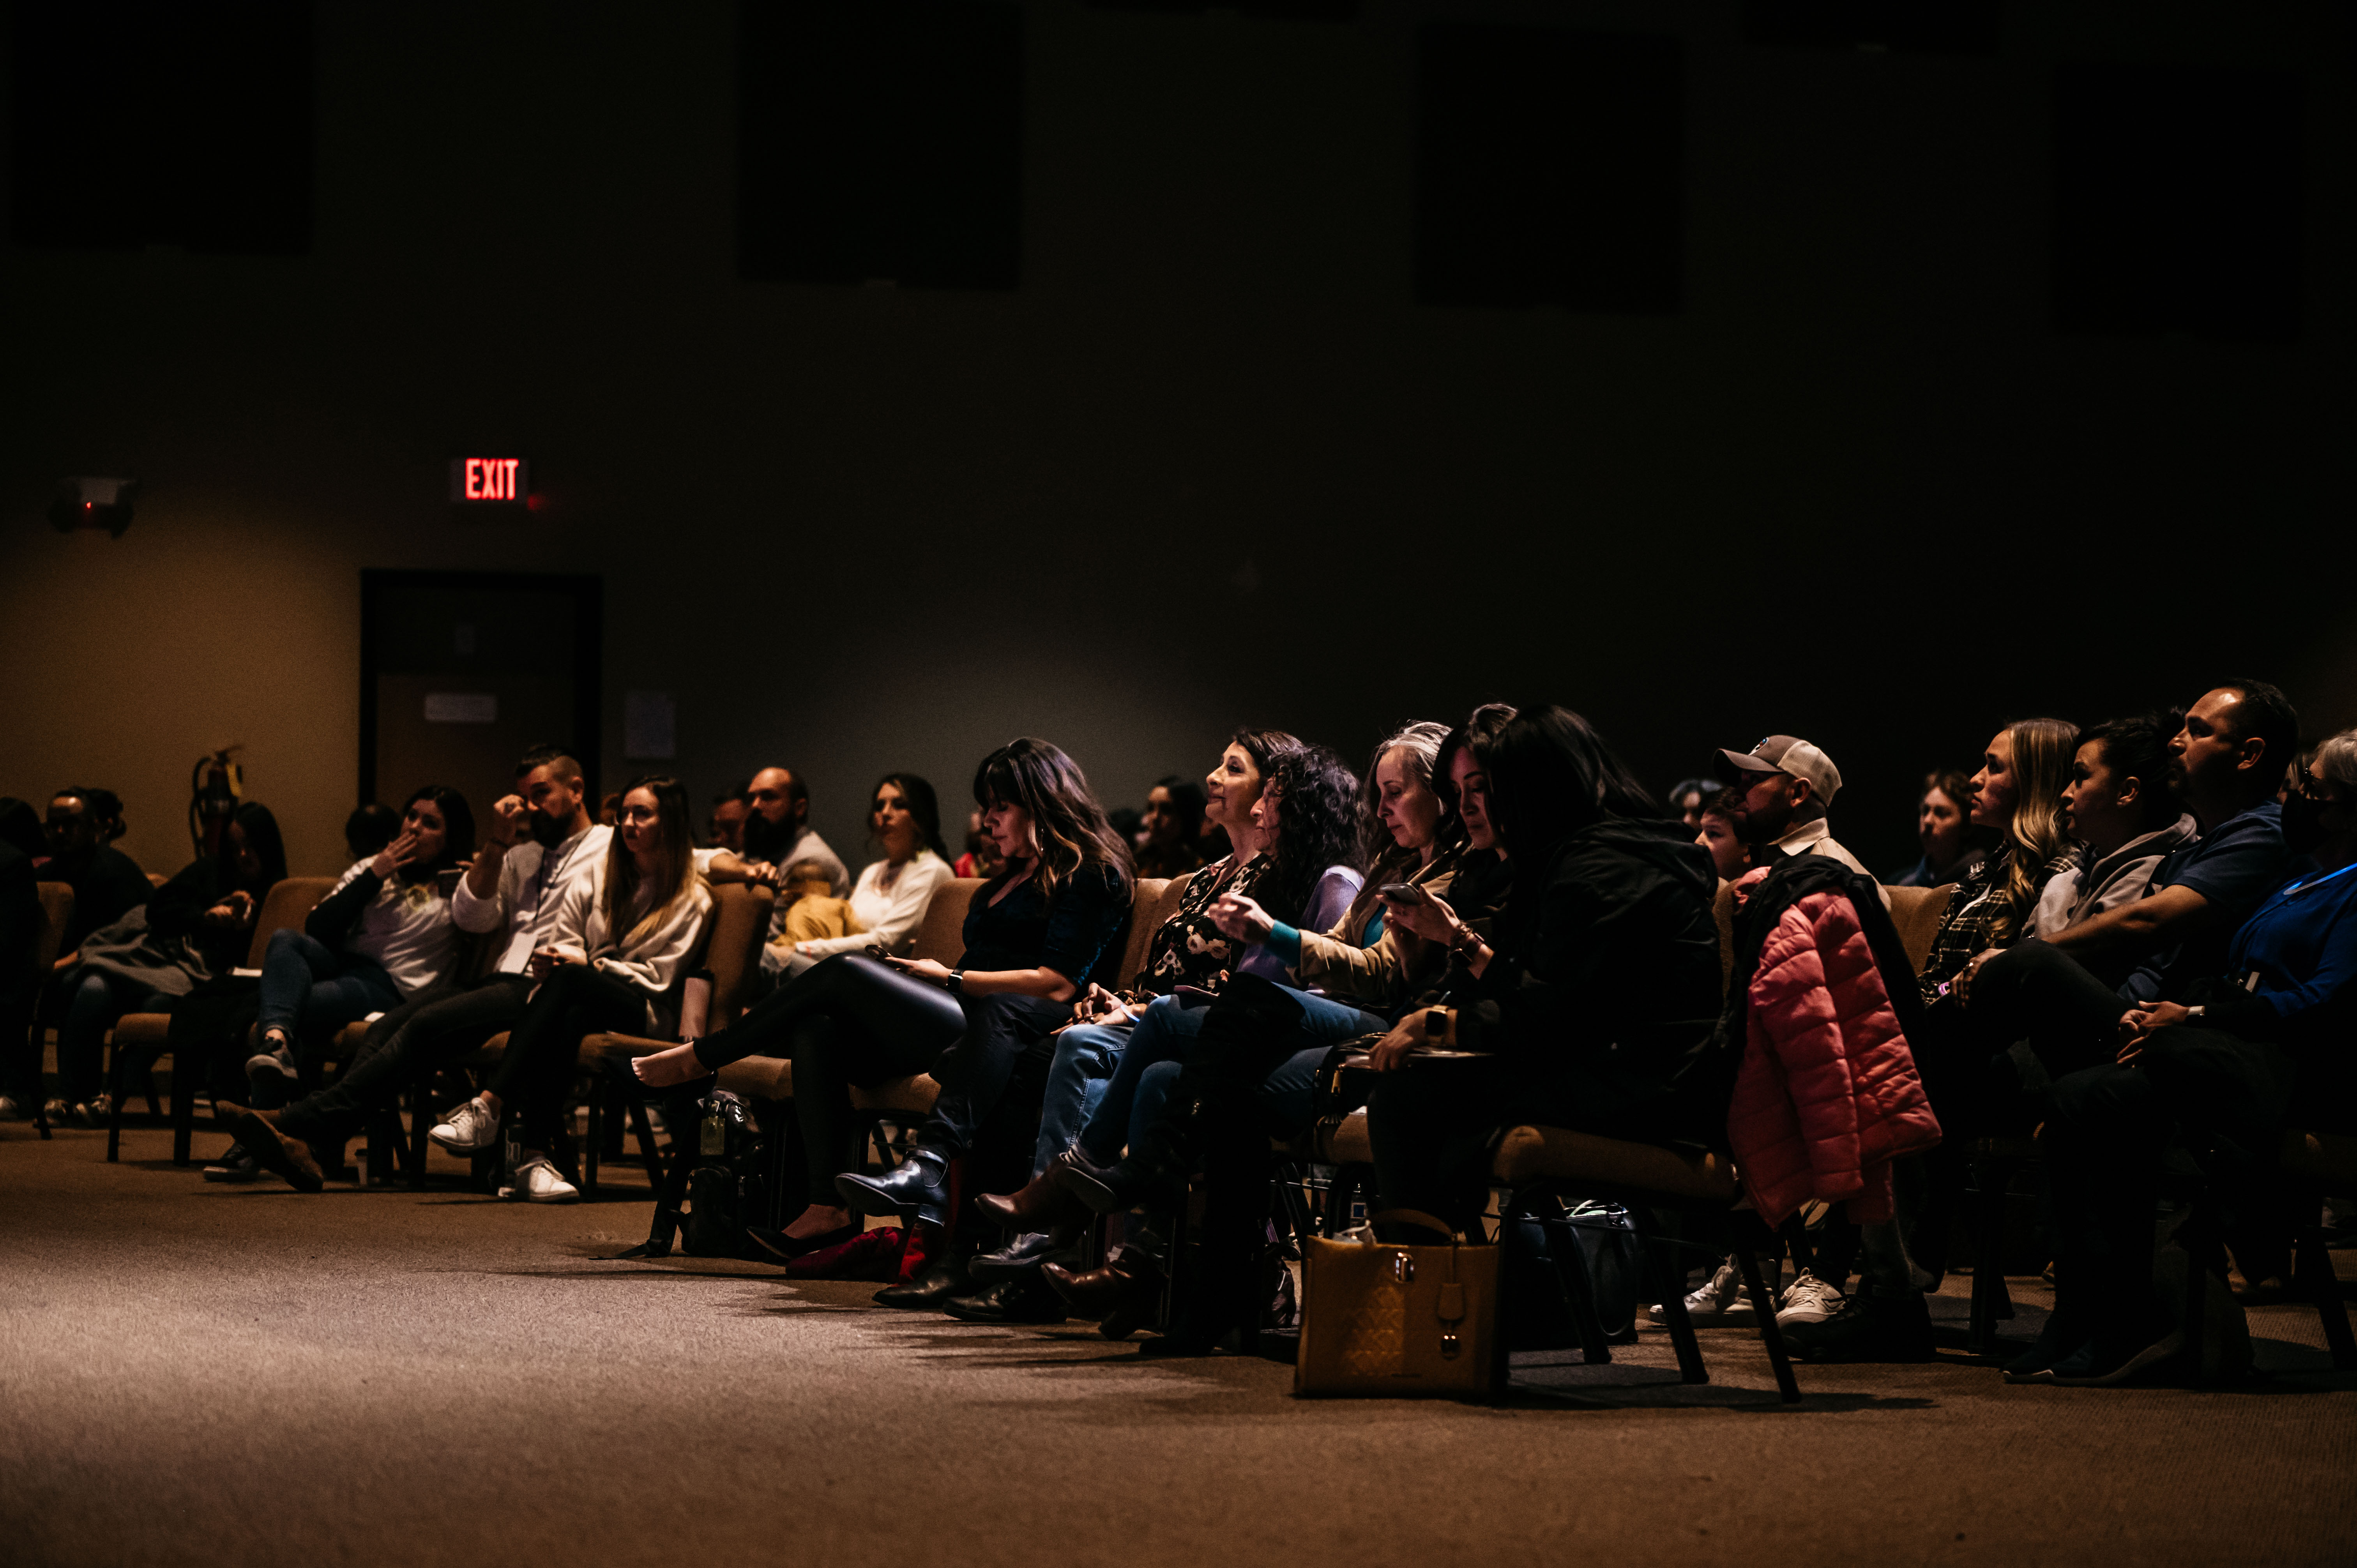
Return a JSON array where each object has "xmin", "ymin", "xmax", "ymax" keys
[
  {"xmin": 1732, "ymin": 1241, "xmax": 1802, "ymax": 1404},
  {"xmin": 1967, "ymin": 1156, "xmax": 2007, "ymax": 1354},
  {"xmin": 171, "ymin": 1052, "xmax": 196, "ymax": 1166},
  {"xmin": 584, "ymin": 1092, "xmax": 603, "ymax": 1201},
  {"xmin": 2293, "ymin": 1223, "xmax": 2357, "ymax": 1370},
  {"xmin": 408, "ymin": 1073, "xmax": 433, "ymax": 1190},
  {"xmin": 105, "ymin": 1043, "xmax": 124, "ymax": 1162},
  {"xmin": 1635, "ymin": 1208, "xmax": 1707, "ymax": 1384}
]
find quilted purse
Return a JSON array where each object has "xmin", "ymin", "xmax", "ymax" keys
[{"xmin": 1295, "ymin": 1210, "xmax": 1504, "ymax": 1399}]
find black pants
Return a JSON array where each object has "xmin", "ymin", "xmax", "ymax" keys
[
  {"xmin": 2043, "ymin": 1024, "xmax": 2295, "ymax": 1363},
  {"xmin": 1910, "ymin": 940, "xmax": 2133, "ymax": 1137},
  {"xmin": 488, "ymin": 965, "xmax": 650, "ymax": 1148},
  {"xmin": 693, "ymin": 955, "xmax": 969, "ymax": 1205},
  {"xmin": 276, "ymin": 973, "xmax": 534, "ymax": 1149}
]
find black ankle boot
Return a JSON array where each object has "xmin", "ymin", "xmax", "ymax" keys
[{"xmin": 836, "ymin": 1148, "xmax": 952, "ymax": 1226}]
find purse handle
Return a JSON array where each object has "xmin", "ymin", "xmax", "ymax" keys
[{"xmin": 1366, "ymin": 1209, "xmax": 1461, "ymax": 1241}]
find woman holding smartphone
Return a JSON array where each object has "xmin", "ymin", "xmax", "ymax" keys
[
  {"xmin": 245, "ymin": 786, "xmax": 474, "ymax": 1098},
  {"xmin": 968, "ymin": 731, "xmax": 1364, "ymax": 1290},
  {"xmin": 430, "ymin": 775, "xmax": 710, "ymax": 1202},
  {"xmin": 633, "ymin": 739, "xmax": 1132, "ymax": 1289}
]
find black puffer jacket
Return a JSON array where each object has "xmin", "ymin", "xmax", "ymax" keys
[{"xmin": 1455, "ymin": 817, "xmax": 1723, "ymax": 1134}]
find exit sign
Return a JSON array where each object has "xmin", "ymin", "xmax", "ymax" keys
[{"xmin": 449, "ymin": 457, "xmax": 529, "ymax": 503}]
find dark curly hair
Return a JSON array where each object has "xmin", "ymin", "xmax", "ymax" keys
[{"xmin": 1254, "ymin": 743, "xmax": 1364, "ymax": 929}]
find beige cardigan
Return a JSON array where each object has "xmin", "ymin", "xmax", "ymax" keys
[{"xmin": 1293, "ymin": 851, "xmax": 1459, "ymax": 1009}]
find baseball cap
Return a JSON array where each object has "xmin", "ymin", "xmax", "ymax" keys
[{"xmin": 1711, "ymin": 735, "xmax": 1843, "ymax": 807}]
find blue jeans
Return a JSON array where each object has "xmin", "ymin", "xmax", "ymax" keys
[
  {"xmin": 1076, "ymin": 986, "xmax": 1385, "ymax": 1162},
  {"xmin": 1032, "ymin": 1019, "xmax": 1131, "ymax": 1176},
  {"xmin": 256, "ymin": 929, "xmax": 402, "ymax": 1045},
  {"xmin": 57, "ymin": 969, "xmax": 170, "ymax": 1103},
  {"xmin": 1131, "ymin": 1044, "xmax": 1329, "ymax": 1147}
]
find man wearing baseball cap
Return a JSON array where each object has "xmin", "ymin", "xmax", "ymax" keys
[{"xmin": 1711, "ymin": 735, "xmax": 1876, "ymax": 883}]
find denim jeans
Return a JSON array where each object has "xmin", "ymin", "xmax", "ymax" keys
[
  {"xmin": 1031, "ymin": 1019, "xmax": 1131, "ymax": 1176},
  {"xmin": 1076, "ymin": 986, "xmax": 1384, "ymax": 1162},
  {"xmin": 255, "ymin": 928, "xmax": 403, "ymax": 1045},
  {"xmin": 1130, "ymin": 1043, "xmax": 1329, "ymax": 1147},
  {"xmin": 57, "ymin": 969, "xmax": 170, "ymax": 1103}
]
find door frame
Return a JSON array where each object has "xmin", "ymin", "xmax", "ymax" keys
[{"xmin": 357, "ymin": 568, "xmax": 605, "ymax": 807}]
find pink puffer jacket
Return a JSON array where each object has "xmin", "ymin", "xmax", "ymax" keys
[{"xmin": 1726, "ymin": 889, "xmax": 1942, "ymax": 1227}]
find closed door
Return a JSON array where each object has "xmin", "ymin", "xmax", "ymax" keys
[{"xmin": 360, "ymin": 571, "xmax": 602, "ymax": 814}]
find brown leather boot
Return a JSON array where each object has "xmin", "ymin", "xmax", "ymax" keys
[
  {"xmin": 1044, "ymin": 1245, "xmax": 1166, "ymax": 1324},
  {"xmin": 974, "ymin": 1165, "xmax": 1089, "ymax": 1231},
  {"xmin": 227, "ymin": 1105, "xmax": 324, "ymax": 1193}
]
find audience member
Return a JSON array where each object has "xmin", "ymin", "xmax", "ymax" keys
[
  {"xmin": 41, "ymin": 786, "xmax": 153, "ymax": 968},
  {"xmin": 2023, "ymin": 725, "xmax": 2357, "ymax": 1385},
  {"xmin": 429, "ymin": 776, "xmax": 712, "ymax": 1202},
  {"xmin": 50, "ymin": 802, "xmax": 285, "ymax": 1125},
  {"xmin": 1362, "ymin": 705, "xmax": 1721, "ymax": 1245},
  {"xmin": 0, "ymin": 799, "xmax": 45, "ymax": 1120},
  {"xmin": 2032, "ymin": 713, "xmax": 2197, "ymax": 938},
  {"xmin": 1783, "ymin": 717, "xmax": 2078, "ymax": 1363},
  {"xmin": 1134, "ymin": 775, "xmax": 1209, "ymax": 878},
  {"xmin": 952, "ymin": 810, "xmax": 1004, "ymax": 880},
  {"xmin": 345, "ymin": 802, "xmax": 402, "ymax": 862},
  {"xmin": 765, "ymin": 776, "xmax": 955, "ymax": 986},
  {"xmin": 1667, "ymin": 776, "xmax": 1717, "ymax": 830},
  {"xmin": 1711, "ymin": 736, "xmax": 1875, "ymax": 881},
  {"xmin": 1695, "ymin": 787, "xmax": 1750, "ymax": 881},
  {"xmin": 740, "ymin": 767, "xmax": 850, "ymax": 897},
  {"xmin": 708, "ymin": 790, "xmax": 749, "ymax": 854},
  {"xmin": 225, "ymin": 748, "xmax": 609, "ymax": 1191},
  {"xmin": 1892, "ymin": 769, "xmax": 1987, "ymax": 888},
  {"xmin": 634, "ymin": 739, "xmax": 1132, "ymax": 1308},
  {"xmin": 244, "ymin": 787, "xmax": 475, "ymax": 1100}
]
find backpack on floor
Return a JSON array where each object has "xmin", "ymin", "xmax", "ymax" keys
[{"xmin": 681, "ymin": 1091, "xmax": 769, "ymax": 1259}]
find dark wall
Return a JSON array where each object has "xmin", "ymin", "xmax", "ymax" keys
[{"xmin": 5, "ymin": 0, "xmax": 2352, "ymax": 877}]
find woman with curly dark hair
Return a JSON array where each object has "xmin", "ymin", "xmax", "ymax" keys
[
  {"xmin": 962, "ymin": 735, "xmax": 1367, "ymax": 1301},
  {"xmin": 633, "ymin": 738, "xmax": 1133, "ymax": 1292}
]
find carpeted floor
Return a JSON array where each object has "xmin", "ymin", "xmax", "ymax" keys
[{"xmin": 4, "ymin": 1118, "xmax": 2354, "ymax": 1568}]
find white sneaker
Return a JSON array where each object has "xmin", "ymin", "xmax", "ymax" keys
[
  {"xmin": 0, "ymin": 1095, "xmax": 25, "ymax": 1121},
  {"xmin": 42, "ymin": 1097, "xmax": 72, "ymax": 1125},
  {"xmin": 1775, "ymin": 1270, "xmax": 1846, "ymax": 1328},
  {"xmin": 428, "ymin": 1097, "xmax": 502, "ymax": 1154},
  {"xmin": 511, "ymin": 1154, "xmax": 578, "ymax": 1204},
  {"xmin": 1649, "ymin": 1257, "xmax": 1756, "ymax": 1325}
]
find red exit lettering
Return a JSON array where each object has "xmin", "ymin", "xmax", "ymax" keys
[{"xmin": 453, "ymin": 458, "xmax": 526, "ymax": 503}]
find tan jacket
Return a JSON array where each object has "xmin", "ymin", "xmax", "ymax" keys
[{"xmin": 1294, "ymin": 851, "xmax": 1458, "ymax": 1009}]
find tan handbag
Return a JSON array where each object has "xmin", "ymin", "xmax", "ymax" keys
[{"xmin": 1295, "ymin": 1210, "xmax": 1504, "ymax": 1399}]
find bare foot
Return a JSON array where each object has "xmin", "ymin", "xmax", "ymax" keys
[
  {"xmin": 633, "ymin": 1043, "xmax": 704, "ymax": 1088},
  {"xmin": 785, "ymin": 1204, "xmax": 854, "ymax": 1241}
]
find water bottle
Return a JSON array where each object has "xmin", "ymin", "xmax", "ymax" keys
[
  {"xmin": 701, "ymin": 1102, "xmax": 726, "ymax": 1159},
  {"xmin": 503, "ymin": 1117, "xmax": 524, "ymax": 1188}
]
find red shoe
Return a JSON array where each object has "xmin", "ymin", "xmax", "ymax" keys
[{"xmin": 787, "ymin": 1226, "xmax": 907, "ymax": 1280}]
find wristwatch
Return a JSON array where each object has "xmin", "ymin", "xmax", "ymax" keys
[{"xmin": 946, "ymin": 969, "xmax": 965, "ymax": 996}]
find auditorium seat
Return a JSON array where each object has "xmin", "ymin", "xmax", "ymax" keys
[{"xmin": 104, "ymin": 876, "xmax": 336, "ymax": 1165}]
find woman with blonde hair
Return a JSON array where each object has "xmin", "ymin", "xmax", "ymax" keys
[
  {"xmin": 1919, "ymin": 717, "xmax": 2083, "ymax": 1003},
  {"xmin": 431, "ymin": 774, "xmax": 712, "ymax": 1202}
]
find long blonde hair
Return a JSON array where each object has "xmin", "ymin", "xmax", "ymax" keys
[
  {"xmin": 604, "ymin": 775, "xmax": 702, "ymax": 950},
  {"xmin": 1993, "ymin": 718, "xmax": 2079, "ymax": 943}
]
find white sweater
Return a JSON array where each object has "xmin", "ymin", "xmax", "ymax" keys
[
  {"xmin": 544, "ymin": 861, "xmax": 714, "ymax": 1035},
  {"xmin": 322, "ymin": 858, "xmax": 459, "ymax": 997},
  {"xmin": 795, "ymin": 849, "xmax": 956, "ymax": 961}
]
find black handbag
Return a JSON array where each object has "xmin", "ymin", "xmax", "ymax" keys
[
  {"xmin": 681, "ymin": 1091, "xmax": 770, "ymax": 1259},
  {"xmin": 1501, "ymin": 1197, "xmax": 1643, "ymax": 1350}
]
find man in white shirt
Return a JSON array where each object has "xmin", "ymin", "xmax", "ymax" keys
[
  {"xmin": 1712, "ymin": 734, "xmax": 1876, "ymax": 879},
  {"xmin": 225, "ymin": 749, "xmax": 607, "ymax": 1192}
]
